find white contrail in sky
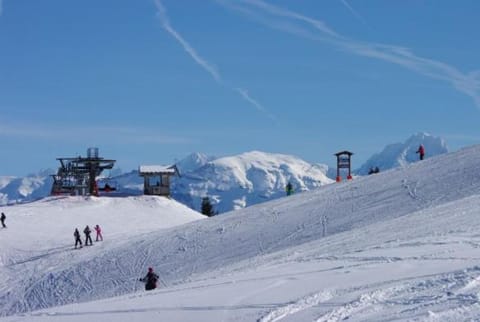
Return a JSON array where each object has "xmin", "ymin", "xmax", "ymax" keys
[
  {"xmin": 240, "ymin": 0, "xmax": 340, "ymax": 38},
  {"xmin": 154, "ymin": 0, "xmax": 275, "ymax": 120},
  {"xmin": 339, "ymin": 0, "xmax": 366, "ymax": 25},
  {"xmin": 214, "ymin": 0, "xmax": 322, "ymax": 41},
  {"xmin": 154, "ymin": 0, "xmax": 221, "ymax": 83},
  {"xmin": 219, "ymin": 0, "xmax": 480, "ymax": 109},
  {"xmin": 235, "ymin": 88, "xmax": 278, "ymax": 123}
]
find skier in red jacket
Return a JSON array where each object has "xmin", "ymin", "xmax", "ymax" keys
[{"xmin": 416, "ymin": 144, "xmax": 425, "ymax": 160}]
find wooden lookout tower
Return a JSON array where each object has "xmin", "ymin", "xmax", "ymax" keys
[
  {"xmin": 138, "ymin": 165, "xmax": 179, "ymax": 197},
  {"xmin": 334, "ymin": 150, "xmax": 353, "ymax": 182},
  {"xmin": 51, "ymin": 147, "xmax": 116, "ymax": 196}
]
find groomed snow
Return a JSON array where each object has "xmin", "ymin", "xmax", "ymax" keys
[{"xmin": 2, "ymin": 145, "xmax": 480, "ymax": 321}]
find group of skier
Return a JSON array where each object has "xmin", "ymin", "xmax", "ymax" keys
[
  {"xmin": 368, "ymin": 166, "xmax": 380, "ymax": 175},
  {"xmin": 72, "ymin": 225, "xmax": 160, "ymax": 290},
  {"xmin": 73, "ymin": 224, "xmax": 102, "ymax": 249}
]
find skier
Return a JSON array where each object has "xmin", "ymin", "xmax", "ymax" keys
[
  {"xmin": 139, "ymin": 267, "xmax": 159, "ymax": 291},
  {"xmin": 83, "ymin": 225, "xmax": 93, "ymax": 246},
  {"xmin": 1, "ymin": 212, "xmax": 6, "ymax": 228},
  {"xmin": 416, "ymin": 144, "xmax": 425, "ymax": 160},
  {"xmin": 94, "ymin": 224, "xmax": 103, "ymax": 241},
  {"xmin": 285, "ymin": 182, "xmax": 293, "ymax": 196},
  {"xmin": 74, "ymin": 228, "xmax": 82, "ymax": 249}
]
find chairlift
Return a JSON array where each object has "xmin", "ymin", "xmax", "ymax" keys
[
  {"xmin": 97, "ymin": 172, "xmax": 117, "ymax": 192},
  {"xmin": 98, "ymin": 181, "xmax": 117, "ymax": 192}
]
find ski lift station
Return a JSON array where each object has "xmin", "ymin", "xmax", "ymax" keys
[
  {"xmin": 138, "ymin": 165, "xmax": 179, "ymax": 197},
  {"xmin": 51, "ymin": 147, "xmax": 116, "ymax": 196}
]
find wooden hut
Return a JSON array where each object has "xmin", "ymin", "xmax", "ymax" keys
[{"xmin": 138, "ymin": 165, "xmax": 179, "ymax": 197}]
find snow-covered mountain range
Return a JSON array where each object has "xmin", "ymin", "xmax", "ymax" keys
[
  {"xmin": 172, "ymin": 150, "xmax": 332, "ymax": 213},
  {"xmin": 0, "ymin": 133, "xmax": 448, "ymax": 212},
  {"xmin": 0, "ymin": 175, "xmax": 53, "ymax": 206}
]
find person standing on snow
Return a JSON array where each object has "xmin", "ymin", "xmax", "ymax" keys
[
  {"xmin": 1, "ymin": 212, "xmax": 6, "ymax": 228},
  {"xmin": 74, "ymin": 228, "xmax": 82, "ymax": 249},
  {"xmin": 416, "ymin": 144, "xmax": 425, "ymax": 160},
  {"xmin": 94, "ymin": 224, "xmax": 103, "ymax": 241},
  {"xmin": 83, "ymin": 225, "xmax": 93, "ymax": 246},
  {"xmin": 139, "ymin": 267, "xmax": 159, "ymax": 291},
  {"xmin": 285, "ymin": 182, "xmax": 293, "ymax": 196}
]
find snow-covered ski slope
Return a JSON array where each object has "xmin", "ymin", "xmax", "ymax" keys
[
  {"xmin": 3, "ymin": 144, "xmax": 480, "ymax": 321},
  {"xmin": 0, "ymin": 196, "xmax": 205, "ymax": 315}
]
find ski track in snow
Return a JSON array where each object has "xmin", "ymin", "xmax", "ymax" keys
[
  {"xmin": 255, "ymin": 266, "xmax": 480, "ymax": 322},
  {"xmin": 258, "ymin": 291, "xmax": 334, "ymax": 322}
]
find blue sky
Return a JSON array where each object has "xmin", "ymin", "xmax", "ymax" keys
[{"xmin": 1, "ymin": 0, "xmax": 479, "ymax": 176}]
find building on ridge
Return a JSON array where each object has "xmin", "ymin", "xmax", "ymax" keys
[{"xmin": 138, "ymin": 165, "xmax": 179, "ymax": 197}]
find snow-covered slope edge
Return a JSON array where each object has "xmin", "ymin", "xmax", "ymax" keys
[{"xmin": 2, "ymin": 144, "xmax": 480, "ymax": 316}]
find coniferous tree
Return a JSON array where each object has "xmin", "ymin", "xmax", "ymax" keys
[{"xmin": 201, "ymin": 197, "xmax": 216, "ymax": 217}]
